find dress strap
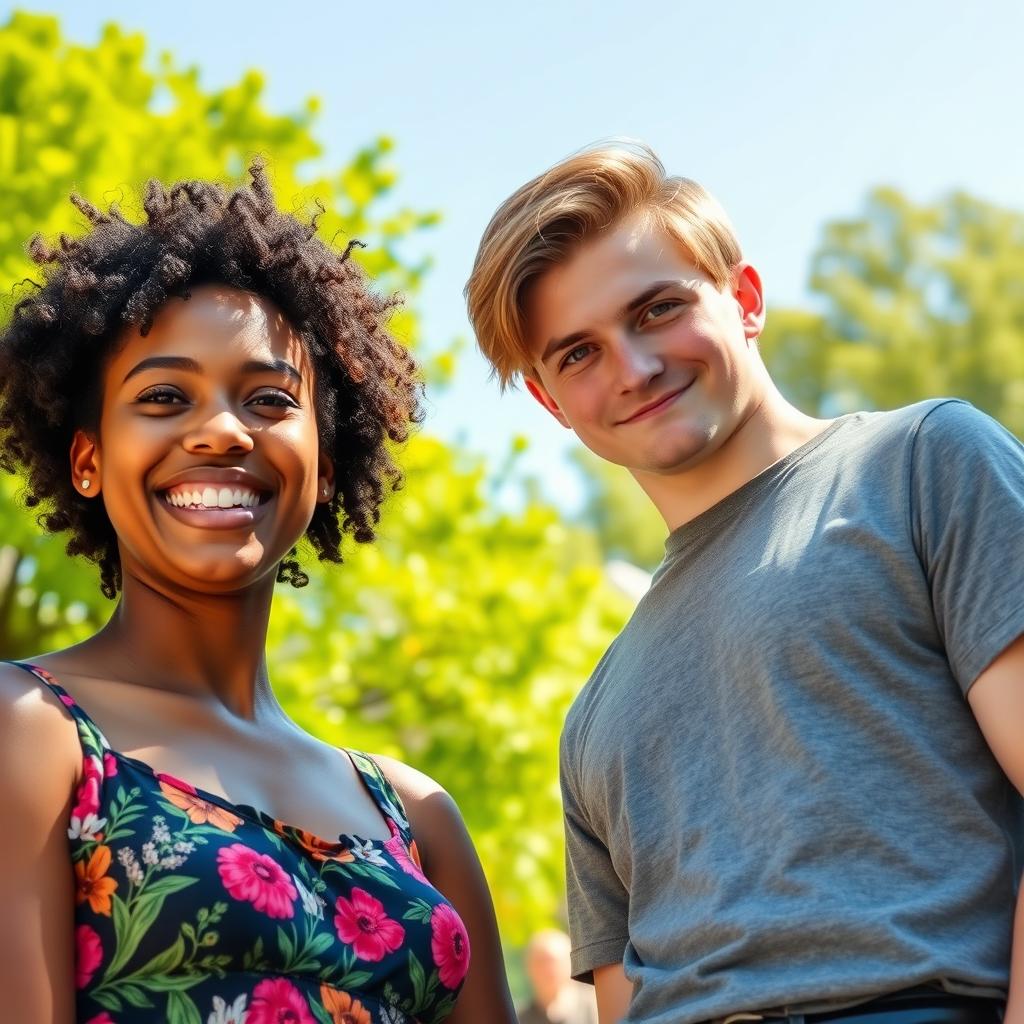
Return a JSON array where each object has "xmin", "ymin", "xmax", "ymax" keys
[
  {"xmin": 346, "ymin": 749, "xmax": 415, "ymax": 845},
  {"xmin": 5, "ymin": 661, "xmax": 111, "ymax": 756}
]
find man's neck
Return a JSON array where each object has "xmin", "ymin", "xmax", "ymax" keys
[{"xmin": 635, "ymin": 389, "xmax": 832, "ymax": 533}]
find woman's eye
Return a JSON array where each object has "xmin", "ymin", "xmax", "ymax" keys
[
  {"xmin": 136, "ymin": 386, "xmax": 186, "ymax": 405},
  {"xmin": 248, "ymin": 391, "xmax": 299, "ymax": 409}
]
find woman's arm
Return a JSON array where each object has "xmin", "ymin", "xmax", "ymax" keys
[
  {"xmin": 0, "ymin": 663, "xmax": 80, "ymax": 1023},
  {"xmin": 375, "ymin": 755, "xmax": 517, "ymax": 1024}
]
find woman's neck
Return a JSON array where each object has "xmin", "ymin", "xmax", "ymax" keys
[{"xmin": 79, "ymin": 570, "xmax": 280, "ymax": 721}]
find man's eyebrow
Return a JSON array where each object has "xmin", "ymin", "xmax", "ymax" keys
[
  {"xmin": 122, "ymin": 356, "xmax": 201, "ymax": 383},
  {"xmin": 539, "ymin": 280, "xmax": 683, "ymax": 365},
  {"xmin": 122, "ymin": 356, "xmax": 302, "ymax": 384},
  {"xmin": 619, "ymin": 280, "xmax": 680, "ymax": 317},
  {"xmin": 540, "ymin": 330, "xmax": 591, "ymax": 365}
]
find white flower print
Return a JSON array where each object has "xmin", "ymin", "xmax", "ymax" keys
[
  {"xmin": 67, "ymin": 811, "xmax": 107, "ymax": 841},
  {"xmin": 292, "ymin": 874, "xmax": 323, "ymax": 919},
  {"xmin": 380, "ymin": 1004, "xmax": 408, "ymax": 1024},
  {"xmin": 350, "ymin": 839, "xmax": 389, "ymax": 867},
  {"xmin": 208, "ymin": 993, "xmax": 248, "ymax": 1024}
]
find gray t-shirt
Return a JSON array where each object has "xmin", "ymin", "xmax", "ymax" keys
[{"xmin": 561, "ymin": 400, "xmax": 1024, "ymax": 1024}]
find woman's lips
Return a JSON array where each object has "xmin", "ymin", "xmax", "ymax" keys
[{"xmin": 156, "ymin": 494, "xmax": 271, "ymax": 530}]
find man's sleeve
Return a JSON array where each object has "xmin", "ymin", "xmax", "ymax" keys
[
  {"xmin": 910, "ymin": 400, "xmax": 1024, "ymax": 692},
  {"xmin": 560, "ymin": 736, "xmax": 629, "ymax": 983}
]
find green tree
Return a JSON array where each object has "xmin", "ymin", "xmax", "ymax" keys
[
  {"xmin": 761, "ymin": 187, "xmax": 1024, "ymax": 435},
  {"xmin": 0, "ymin": 12, "xmax": 630, "ymax": 942},
  {"xmin": 570, "ymin": 449, "xmax": 666, "ymax": 571}
]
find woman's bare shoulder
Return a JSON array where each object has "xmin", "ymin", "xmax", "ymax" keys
[{"xmin": 0, "ymin": 660, "xmax": 80, "ymax": 799}]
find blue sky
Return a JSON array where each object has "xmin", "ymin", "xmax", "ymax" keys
[{"xmin": 18, "ymin": 0, "xmax": 1024, "ymax": 508}]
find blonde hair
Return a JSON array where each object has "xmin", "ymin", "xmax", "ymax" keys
[{"xmin": 465, "ymin": 141, "xmax": 742, "ymax": 388}]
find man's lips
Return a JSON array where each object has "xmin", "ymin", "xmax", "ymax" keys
[{"xmin": 617, "ymin": 383, "xmax": 691, "ymax": 424}]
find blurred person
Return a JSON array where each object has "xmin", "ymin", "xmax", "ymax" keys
[
  {"xmin": 519, "ymin": 929, "xmax": 598, "ymax": 1024},
  {"xmin": 0, "ymin": 165, "xmax": 517, "ymax": 1023},
  {"xmin": 466, "ymin": 142, "xmax": 1024, "ymax": 1024}
]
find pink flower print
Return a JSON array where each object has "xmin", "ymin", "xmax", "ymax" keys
[
  {"xmin": 68, "ymin": 755, "xmax": 107, "ymax": 841},
  {"xmin": 248, "ymin": 978, "xmax": 315, "ymax": 1024},
  {"xmin": 334, "ymin": 887, "xmax": 406, "ymax": 962},
  {"xmin": 84, "ymin": 1015, "xmax": 114, "ymax": 1024},
  {"xmin": 75, "ymin": 924, "xmax": 103, "ymax": 989},
  {"xmin": 103, "ymin": 751, "xmax": 118, "ymax": 778},
  {"xmin": 386, "ymin": 833, "xmax": 429, "ymax": 886},
  {"xmin": 431, "ymin": 902, "xmax": 470, "ymax": 989},
  {"xmin": 217, "ymin": 843, "xmax": 296, "ymax": 919},
  {"xmin": 59, "ymin": 693, "xmax": 76, "ymax": 708}
]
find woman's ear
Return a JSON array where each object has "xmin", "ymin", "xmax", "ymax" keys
[
  {"xmin": 317, "ymin": 451, "xmax": 336, "ymax": 503},
  {"xmin": 70, "ymin": 430, "xmax": 101, "ymax": 497}
]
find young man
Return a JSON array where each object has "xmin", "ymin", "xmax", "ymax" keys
[{"xmin": 465, "ymin": 143, "xmax": 1024, "ymax": 1024}]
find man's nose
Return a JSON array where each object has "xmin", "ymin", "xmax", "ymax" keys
[{"xmin": 614, "ymin": 337, "xmax": 664, "ymax": 391}]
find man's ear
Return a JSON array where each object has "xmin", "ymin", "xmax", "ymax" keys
[
  {"xmin": 317, "ymin": 451, "xmax": 336, "ymax": 503},
  {"xmin": 525, "ymin": 376, "xmax": 572, "ymax": 430},
  {"xmin": 70, "ymin": 430, "xmax": 101, "ymax": 497},
  {"xmin": 732, "ymin": 262, "xmax": 766, "ymax": 341}
]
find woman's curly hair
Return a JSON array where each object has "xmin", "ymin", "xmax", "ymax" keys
[{"xmin": 0, "ymin": 162, "xmax": 423, "ymax": 598}]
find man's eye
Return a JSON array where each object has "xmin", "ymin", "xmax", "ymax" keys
[
  {"xmin": 562, "ymin": 345, "xmax": 593, "ymax": 369},
  {"xmin": 642, "ymin": 300, "xmax": 679, "ymax": 322},
  {"xmin": 136, "ymin": 386, "xmax": 186, "ymax": 405}
]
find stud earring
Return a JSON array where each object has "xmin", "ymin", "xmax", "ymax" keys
[{"xmin": 81, "ymin": 479, "xmax": 91, "ymax": 491}]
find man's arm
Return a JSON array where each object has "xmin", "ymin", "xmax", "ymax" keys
[
  {"xmin": 966, "ymin": 632, "xmax": 1024, "ymax": 1024},
  {"xmin": 593, "ymin": 962, "xmax": 633, "ymax": 1024}
]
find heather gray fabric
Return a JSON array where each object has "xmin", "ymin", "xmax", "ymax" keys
[{"xmin": 561, "ymin": 400, "xmax": 1024, "ymax": 1024}]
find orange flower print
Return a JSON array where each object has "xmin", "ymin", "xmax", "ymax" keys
[
  {"xmin": 320, "ymin": 985, "xmax": 372, "ymax": 1024},
  {"xmin": 158, "ymin": 777, "xmax": 243, "ymax": 832},
  {"xmin": 75, "ymin": 845, "xmax": 118, "ymax": 916},
  {"xmin": 276, "ymin": 822, "xmax": 355, "ymax": 865}
]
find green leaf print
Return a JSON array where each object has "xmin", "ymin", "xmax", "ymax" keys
[
  {"xmin": 277, "ymin": 924, "xmax": 295, "ymax": 963},
  {"xmin": 311, "ymin": 1003, "xmax": 336, "ymax": 1024},
  {"xmin": 103, "ymin": 876, "xmax": 199, "ymax": 978},
  {"xmin": 117, "ymin": 982, "xmax": 155, "ymax": 1009},
  {"xmin": 91, "ymin": 989, "xmax": 122, "ymax": 1012},
  {"xmin": 402, "ymin": 897, "xmax": 434, "ymax": 924},
  {"xmin": 166, "ymin": 989, "xmax": 203, "ymax": 1024},
  {"xmin": 409, "ymin": 950, "xmax": 428, "ymax": 1009},
  {"xmin": 145, "ymin": 874, "xmax": 200, "ymax": 901}
]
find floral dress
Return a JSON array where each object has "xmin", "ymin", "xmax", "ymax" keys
[{"xmin": 13, "ymin": 662, "xmax": 471, "ymax": 1024}]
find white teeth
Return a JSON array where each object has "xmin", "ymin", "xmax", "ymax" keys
[{"xmin": 164, "ymin": 486, "xmax": 260, "ymax": 509}]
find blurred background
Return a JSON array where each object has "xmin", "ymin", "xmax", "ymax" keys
[{"xmin": 1, "ymin": 0, "xmax": 1022, "ymax": 1000}]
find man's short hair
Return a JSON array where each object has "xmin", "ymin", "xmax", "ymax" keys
[{"xmin": 465, "ymin": 140, "xmax": 743, "ymax": 388}]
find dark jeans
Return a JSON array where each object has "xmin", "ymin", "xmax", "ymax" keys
[{"xmin": 772, "ymin": 988, "xmax": 1004, "ymax": 1024}]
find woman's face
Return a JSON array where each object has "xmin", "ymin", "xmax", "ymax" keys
[{"xmin": 73, "ymin": 284, "xmax": 333, "ymax": 595}]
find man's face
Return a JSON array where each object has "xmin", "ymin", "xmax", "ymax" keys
[{"xmin": 523, "ymin": 211, "xmax": 766, "ymax": 478}]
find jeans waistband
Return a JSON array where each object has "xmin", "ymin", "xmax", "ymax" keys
[{"xmin": 718, "ymin": 987, "xmax": 1005, "ymax": 1024}]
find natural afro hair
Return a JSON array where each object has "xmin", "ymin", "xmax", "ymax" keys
[{"xmin": 0, "ymin": 161, "xmax": 423, "ymax": 598}]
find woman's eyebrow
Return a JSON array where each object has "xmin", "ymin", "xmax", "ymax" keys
[
  {"xmin": 241, "ymin": 358, "xmax": 302, "ymax": 383},
  {"xmin": 122, "ymin": 355, "xmax": 200, "ymax": 383},
  {"xmin": 121, "ymin": 356, "xmax": 302, "ymax": 384}
]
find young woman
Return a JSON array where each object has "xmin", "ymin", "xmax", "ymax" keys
[{"xmin": 0, "ymin": 166, "xmax": 516, "ymax": 1024}]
